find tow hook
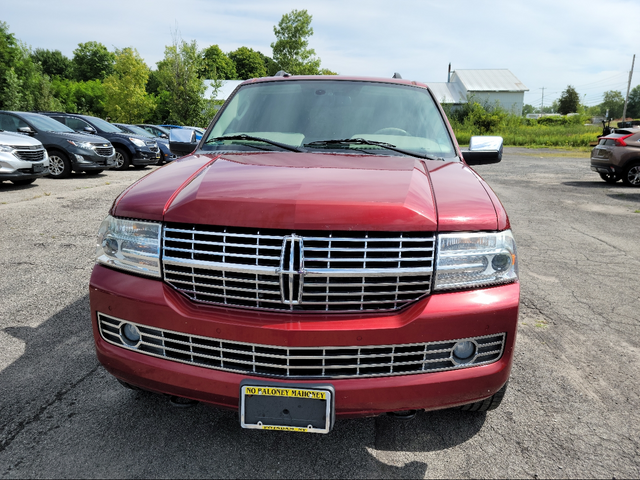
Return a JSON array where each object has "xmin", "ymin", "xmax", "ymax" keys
[
  {"xmin": 169, "ymin": 396, "xmax": 199, "ymax": 408},
  {"xmin": 386, "ymin": 410, "xmax": 418, "ymax": 420}
]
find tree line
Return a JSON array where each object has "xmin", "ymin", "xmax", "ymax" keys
[
  {"xmin": 523, "ymin": 84, "xmax": 640, "ymax": 120},
  {"xmin": 0, "ymin": 10, "xmax": 336, "ymax": 127}
]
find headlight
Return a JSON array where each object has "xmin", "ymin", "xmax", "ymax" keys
[
  {"xmin": 96, "ymin": 216, "xmax": 161, "ymax": 278},
  {"xmin": 0, "ymin": 145, "xmax": 16, "ymax": 153},
  {"xmin": 434, "ymin": 230, "xmax": 517, "ymax": 291},
  {"xmin": 67, "ymin": 140, "xmax": 93, "ymax": 150},
  {"xmin": 129, "ymin": 137, "xmax": 146, "ymax": 148}
]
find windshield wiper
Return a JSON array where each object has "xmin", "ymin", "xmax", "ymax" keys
[
  {"xmin": 205, "ymin": 134, "xmax": 304, "ymax": 153},
  {"xmin": 304, "ymin": 138, "xmax": 441, "ymax": 161}
]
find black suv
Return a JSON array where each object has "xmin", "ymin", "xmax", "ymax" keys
[
  {"xmin": 0, "ymin": 111, "xmax": 115, "ymax": 178},
  {"xmin": 41, "ymin": 113, "xmax": 160, "ymax": 170}
]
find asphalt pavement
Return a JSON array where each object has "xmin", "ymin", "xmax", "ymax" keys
[{"xmin": 0, "ymin": 149, "xmax": 639, "ymax": 479}]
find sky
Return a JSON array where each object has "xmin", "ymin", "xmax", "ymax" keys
[{"xmin": 2, "ymin": 0, "xmax": 639, "ymax": 109}]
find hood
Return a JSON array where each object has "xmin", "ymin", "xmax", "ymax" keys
[
  {"xmin": 51, "ymin": 131, "xmax": 112, "ymax": 144},
  {"xmin": 0, "ymin": 131, "xmax": 43, "ymax": 147},
  {"xmin": 113, "ymin": 152, "xmax": 500, "ymax": 232}
]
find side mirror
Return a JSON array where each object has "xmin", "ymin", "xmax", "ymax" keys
[
  {"xmin": 84, "ymin": 126, "xmax": 96, "ymax": 134},
  {"xmin": 462, "ymin": 136, "xmax": 503, "ymax": 165},
  {"xmin": 169, "ymin": 129, "xmax": 198, "ymax": 157},
  {"xmin": 18, "ymin": 126, "xmax": 35, "ymax": 136},
  {"xmin": 161, "ymin": 133, "xmax": 169, "ymax": 139}
]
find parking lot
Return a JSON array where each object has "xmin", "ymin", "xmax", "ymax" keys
[{"xmin": 1, "ymin": 148, "xmax": 639, "ymax": 479}]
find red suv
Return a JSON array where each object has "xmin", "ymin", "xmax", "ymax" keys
[{"xmin": 90, "ymin": 75, "xmax": 519, "ymax": 434}]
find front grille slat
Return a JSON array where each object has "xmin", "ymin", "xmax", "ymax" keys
[
  {"xmin": 14, "ymin": 148, "xmax": 46, "ymax": 162},
  {"xmin": 98, "ymin": 313, "xmax": 505, "ymax": 379},
  {"xmin": 162, "ymin": 224, "xmax": 434, "ymax": 312}
]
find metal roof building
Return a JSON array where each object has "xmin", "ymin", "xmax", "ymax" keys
[{"xmin": 428, "ymin": 69, "xmax": 528, "ymax": 115}]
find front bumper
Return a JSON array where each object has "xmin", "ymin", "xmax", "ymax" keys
[
  {"xmin": 0, "ymin": 156, "xmax": 49, "ymax": 180},
  {"xmin": 71, "ymin": 151, "xmax": 116, "ymax": 171},
  {"xmin": 132, "ymin": 149, "xmax": 161, "ymax": 166},
  {"xmin": 90, "ymin": 265, "xmax": 519, "ymax": 418}
]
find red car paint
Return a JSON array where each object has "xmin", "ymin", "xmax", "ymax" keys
[{"xmin": 91, "ymin": 76, "xmax": 519, "ymax": 421}]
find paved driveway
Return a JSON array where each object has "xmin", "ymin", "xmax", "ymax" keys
[{"xmin": 1, "ymin": 149, "xmax": 639, "ymax": 478}]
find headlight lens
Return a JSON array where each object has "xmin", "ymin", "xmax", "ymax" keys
[
  {"xmin": 129, "ymin": 137, "xmax": 146, "ymax": 148},
  {"xmin": 434, "ymin": 230, "xmax": 517, "ymax": 291},
  {"xmin": 67, "ymin": 140, "xmax": 93, "ymax": 150},
  {"xmin": 96, "ymin": 216, "xmax": 161, "ymax": 277},
  {"xmin": 0, "ymin": 145, "xmax": 16, "ymax": 153}
]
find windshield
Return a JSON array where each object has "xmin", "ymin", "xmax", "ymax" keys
[
  {"xmin": 203, "ymin": 80, "xmax": 456, "ymax": 158},
  {"xmin": 21, "ymin": 113, "xmax": 75, "ymax": 133},
  {"xmin": 85, "ymin": 116, "xmax": 124, "ymax": 133},
  {"xmin": 121, "ymin": 124, "xmax": 154, "ymax": 138}
]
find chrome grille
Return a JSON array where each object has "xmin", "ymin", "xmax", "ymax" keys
[
  {"xmin": 146, "ymin": 141, "xmax": 159, "ymax": 152},
  {"xmin": 93, "ymin": 145, "xmax": 114, "ymax": 157},
  {"xmin": 162, "ymin": 225, "xmax": 435, "ymax": 312},
  {"xmin": 98, "ymin": 313, "xmax": 505, "ymax": 379},
  {"xmin": 14, "ymin": 148, "xmax": 45, "ymax": 162}
]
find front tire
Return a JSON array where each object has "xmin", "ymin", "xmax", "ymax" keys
[
  {"xmin": 599, "ymin": 172, "xmax": 619, "ymax": 184},
  {"xmin": 47, "ymin": 151, "xmax": 72, "ymax": 179},
  {"xmin": 114, "ymin": 148, "xmax": 130, "ymax": 170},
  {"xmin": 622, "ymin": 163, "xmax": 640, "ymax": 187},
  {"xmin": 459, "ymin": 382, "xmax": 508, "ymax": 412}
]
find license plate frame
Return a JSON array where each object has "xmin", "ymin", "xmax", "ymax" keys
[
  {"xmin": 240, "ymin": 380, "xmax": 335, "ymax": 434},
  {"xmin": 32, "ymin": 163, "xmax": 44, "ymax": 173}
]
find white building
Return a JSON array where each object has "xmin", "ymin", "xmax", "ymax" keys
[{"xmin": 428, "ymin": 69, "xmax": 528, "ymax": 115}]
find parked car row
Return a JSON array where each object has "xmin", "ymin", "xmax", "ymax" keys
[{"xmin": 0, "ymin": 109, "xmax": 191, "ymax": 186}]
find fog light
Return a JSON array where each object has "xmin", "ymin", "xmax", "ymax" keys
[
  {"xmin": 452, "ymin": 340, "xmax": 476, "ymax": 364},
  {"xmin": 120, "ymin": 323, "xmax": 141, "ymax": 347}
]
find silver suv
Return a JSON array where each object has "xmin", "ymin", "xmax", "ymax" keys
[{"xmin": 0, "ymin": 131, "xmax": 49, "ymax": 186}]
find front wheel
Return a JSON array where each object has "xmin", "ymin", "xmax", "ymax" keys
[
  {"xmin": 622, "ymin": 163, "xmax": 640, "ymax": 187},
  {"xmin": 459, "ymin": 382, "xmax": 508, "ymax": 412},
  {"xmin": 47, "ymin": 151, "xmax": 72, "ymax": 179},
  {"xmin": 599, "ymin": 172, "xmax": 619, "ymax": 184},
  {"xmin": 114, "ymin": 149, "xmax": 130, "ymax": 170}
]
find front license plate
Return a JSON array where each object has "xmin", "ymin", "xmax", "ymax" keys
[
  {"xmin": 156, "ymin": 153, "xmax": 161, "ymax": 159},
  {"xmin": 32, "ymin": 163, "xmax": 44, "ymax": 173},
  {"xmin": 240, "ymin": 381, "xmax": 334, "ymax": 434}
]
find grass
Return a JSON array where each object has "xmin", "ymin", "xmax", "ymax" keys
[{"xmin": 453, "ymin": 124, "xmax": 601, "ymax": 148}]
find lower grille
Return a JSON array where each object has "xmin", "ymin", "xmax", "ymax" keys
[
  {"xmin": 14, "ymin": 148, "xmax": 46, "ymax": 162},
  {"xmin": 98, "ymin": 313, "xmax": 505, "ymax": 379}
]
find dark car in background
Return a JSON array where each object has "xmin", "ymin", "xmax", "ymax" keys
[
  {"xmin": 40, "ymin": 113, "xmax": 160, "ymax": 170},
  {"xmin": 114, "ymin": 124, "xmax": 176, "ymax": 165},
  {"xmin": 136, "ymin": 124, "xmax": 170, "ymax": 140},
  {"xmin": 0, "ymin": 111, "xmax": 115, "ymax": 178},
  {"xmin": 590, "ymin": 127, "xmax": 640, "ymax": 186}
]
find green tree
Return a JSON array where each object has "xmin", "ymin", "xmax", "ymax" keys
[
  {"xmin": 201, "ymin": 45, "xmax": 236, "ymax": 80},
  {"xmin": 320, "ymin": 68, "xmax": 338, "ymax": 75},
  {"xmin": 155, "ymin": 37, "xmax": 206, "ymax": 125},
  {"xmin": 228, "ymin": 47, "xmax": 266, "ymax": 79},
  {"xmin": 72, "ymin": 41, "xmax": 114, "ymax": 82},
  {"xmin": 600, "ymin": 90, "xmax": 625, "ymax": 119},
  {"xmin": 271, "ymin": 9, "xmax": 321, "ymax": 75},
  {"xmin": 625, "ymin": 85, "xmax": 640, "ymax": 119},
  {"xmin": 103, "ymin": 47, "xmax": 154, "ymax": 123},
  {"xmin": 522, "ymin": 104, "xmax": 535, "ymax": 116},
  {"xmin": 557, "ymin": 85, "xmax": 580, "ymax": 115},
  {"xmin": 0, "ymin": 21, "xmax": 21, "ymax": 109},
  {"xmin": 256, "ymin": 51, "xmax": 281, "ymax": 77},
  {"xmin": 32, "ymin": 48, "xmax": 73, "ymax": 79}
]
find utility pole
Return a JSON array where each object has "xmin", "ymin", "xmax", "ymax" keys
[
  {"xmin": 540, "ymin": 87, "xmax": 545, "ymax": 115},
  {"xmin": 622, "ymin": 54, "xmax": 635, "ymax": 122}
]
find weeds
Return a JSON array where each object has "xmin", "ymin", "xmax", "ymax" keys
[{"xmin": 445, "ymin": 97, "xmax": 601, "ymax": 148}]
